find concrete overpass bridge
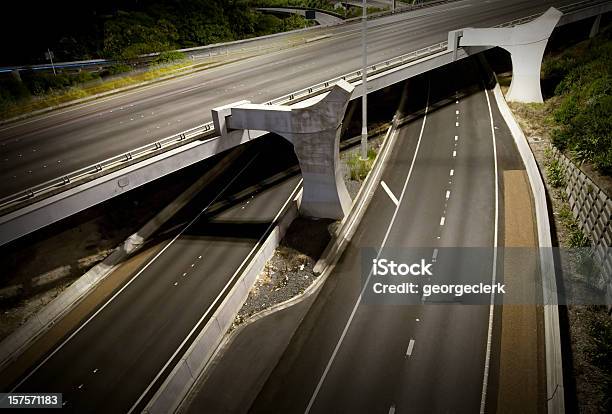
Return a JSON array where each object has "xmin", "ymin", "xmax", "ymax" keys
[
  {"xmin": 0, "ymin": 0, "xmax": 609, "ymax": 246},
  {"xmin": 255, "ymin": 7, "xmax": 344, "ymax": 26}
]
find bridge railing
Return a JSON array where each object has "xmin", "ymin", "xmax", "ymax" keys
[{"xmin": 0, "ymin": 0, "xmax": 603, "ymax": 214}]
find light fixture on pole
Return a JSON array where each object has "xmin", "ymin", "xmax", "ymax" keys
[{"xmin": 360, "ymin": 0, "xmax": 368, "ymax": 160}]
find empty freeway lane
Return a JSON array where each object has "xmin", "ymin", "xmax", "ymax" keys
[
  {"xmin": 0, "ymin": 0, "xmax": 583, "ymax": 200},
  {"xmin": 5, "ymin": 136, "xmax": 302, "ymax": 413},
  {"xmin": 244, "ymin": 58, "xmax": 536, "ymax": 413}
]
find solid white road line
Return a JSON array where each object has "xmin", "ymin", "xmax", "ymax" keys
[
  {"xmin": 10, "ymin": 152, "xmax": 263, "ymax": 394},
  {"xmin": 406, "ymin": 339, "xmax": 416, "ymax": 357},
  {"xmin": 381, "ymin": 180, "xmax": 400, "ymax": 206},
  {"xmin": 304, "ymin": 79, "xmax": 431, "ymax": 414},
  {"xmin": 479, "ymin": 86, "xmax": 500, "ymax": 414},
  {"xmin": 128, "ymin": 177, "xmax": 304, "ymax": 414}
]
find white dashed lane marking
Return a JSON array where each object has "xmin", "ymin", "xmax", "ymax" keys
[{"xmin": 406, "ymin": 339, "xmax": 416, "ymax": 357}]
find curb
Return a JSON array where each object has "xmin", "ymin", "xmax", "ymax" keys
[
  {"xmin": 0, "ymin": 59, "xmax": 243, "ymax": 126},
  {"xmin": 0, "ymin": 148, "xmax": 245, "ymax": 372},
  {"xmin": 143, "ymin": 193, "xmax": 300, "ymax": 414},
  {"xmin": 490, "ymin": 79, "xmax": 565, "ymax": 413},
  {"xmin": 173, "ymin": 102, "xmax": 404, "ymax": 414}
]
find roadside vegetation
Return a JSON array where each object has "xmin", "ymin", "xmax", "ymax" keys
[
  {"xmin": 0, "ymin": 0, "xmax": 316, "ymax": 120},
  {"xmin": 0, "ymin": 58, "xmax": 196, "ymax": 120},
  {"xmin": 541, "ymin": 24, "xmax": 612, "ymax": 174},
  {"xmin": 502, "ymin": 24, "xmax": 611, "ymax": 413},
  {"xmin": 249, "ymin": 0, "xmax": 386, "ymax": 18},
  {"xmin": 347, "ymin": 148, "xmax": 378, "ymax": 181}
]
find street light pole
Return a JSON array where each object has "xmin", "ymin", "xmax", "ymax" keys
[
  {"xmin": 360, "ymin": 0, "xmax": 368, "ymax": 160},
  {"xmin": 46, "ymin": 48, "xmax": 56, "ymax": 76}
]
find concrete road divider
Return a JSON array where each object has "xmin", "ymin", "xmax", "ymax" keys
[
  {"xmin": 143, "ymin": 195, "xmax": 299, "ymax": 414},
  {"xmin": 0, "ymin": 147, "xmax": 245, "ymax": 373}
]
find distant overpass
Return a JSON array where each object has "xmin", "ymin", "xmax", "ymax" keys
[
  {"xmin": 0, "ymin": 0, "xmax": 609, "ymax": 246},
  {"xmin": 255, "ymin": 7, "xmax": 344, "ymax": 25}
]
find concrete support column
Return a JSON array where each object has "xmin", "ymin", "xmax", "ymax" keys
[
  {"xmin": 504, "ymin": 41, "xmax": 550, "ymax": 103},
  {"xmin": 590, "ymin": 14, "xmax": 602, "ymax": 38},
  {"xmin": 212, "ymin": 80, "xmax": 354, "ymax": 219},
  {"xmin": 454, "ymin": 7, "xmax": 563, "ymax": 103}
]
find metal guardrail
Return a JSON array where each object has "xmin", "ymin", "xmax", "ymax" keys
[
  {"xmin": 0, "ymin": 0, "xmax": 459, "ymax": 74},
  {"xmin": 495, "ymin": 0, "xmax": 602, "ymax": 27},
  {"xmin": 0, "ymin": 0, "xmax": 604, "ymax": 213},
  {"xmin": 0, "ymin": 39, "xmax": 449, "ymax": 213}
]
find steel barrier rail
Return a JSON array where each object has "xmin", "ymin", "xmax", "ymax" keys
[
  {"xmin": 0, "ymin": 0, "xmax": 460, "ymax": 74},
  {"xmin": 0, "ymin": 0, "xmax": 606, "ymax": 214},
  {"xmin": 0, "ymin": 40, "xmax": 448, "ymax": 214}
]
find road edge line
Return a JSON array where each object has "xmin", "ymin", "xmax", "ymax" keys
[
  {"xmin": 140, "ymin": 182, "xmax": 302, "ymax": 414},
  {"xmin": 480, "ymin": 82, "xmax": 500, "ymax": 414},
  {"xmin": 489, "ymin": 73, "xmax": 565, "ymax": 413},
  {"xmin": 172, "ymin": 94, "xmax": 406, "ymax": 414},
  {"xmin": 0, "ymin": 147, "xmax": 245, "ymax": 376}
]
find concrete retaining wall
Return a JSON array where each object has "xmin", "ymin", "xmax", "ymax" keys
[
  {"xmin": 491, "ymin": 81, "xmax": 565, "ymax": 414},
  {"xmin": 144, "ymin": 199, "xmax": 299, "ymax": 414},
  {"xmin": 552, "ymin": 146, "xmax": 612, "ymax": 303},
  {"xmin": 0, "ymin": 149, "xmax": 244, "ymax": 372}
]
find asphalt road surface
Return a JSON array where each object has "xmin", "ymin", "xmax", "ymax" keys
[
  {"xmin": 0, "ymin": 0, "xmax": 581, "ymax": 199},
  {"xmin": 7, "ymin": 136, "xmax": 303, "ymax": 413},
  {"xmin": 248, "ymin": 58, "xmax": 524, "ymax": 413}
]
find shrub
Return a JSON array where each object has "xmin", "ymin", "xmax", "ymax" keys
[
  {"xmin": 347, "ymin": 148, "xmax": 377, "ymax": 181},
  {"xmin": 546, "ymin": 158, "xmax": 566, "ymax": 188},
  {"xmin": 543, "ymin": 29, "xmax": 612, "ymax": 174},
  {"xmin": 154, "ymin": 51, "xmax": 186, "ymax": 64},
  {"xmin": 105, "ymin": 64, "xmax": 132, "ymax": 76}
]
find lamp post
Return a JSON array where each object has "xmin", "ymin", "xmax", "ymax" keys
[{"xmin": 360, "ymin": 0, "xmax": 368, "ymax": 160}]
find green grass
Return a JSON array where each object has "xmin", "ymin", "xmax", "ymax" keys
[
  {"xmin": 0, "ymin": 60, "xmax": 199, "ymax": 121},
  {"xmin": 347, "ymin": 148, "xmax": 377, "ymax": 181},
  {"xmin": 542, "ymin": 25, "xmax": 612, "ymax": 174},
  {"xmin": 546, "ymin": 158, "xmax": 567, "ymax": 188}
]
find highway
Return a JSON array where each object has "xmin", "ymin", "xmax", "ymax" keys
[
  {"xmin": 6, "ymin": 136, "xmax": 303, "ymax": 413},
  {"xmin": 0, "ymin": 0, "xmax": 582, "ymax": 200},
  {"xmin": 245, "ymin": 58, "xmax": 528, "ymax": 413}
]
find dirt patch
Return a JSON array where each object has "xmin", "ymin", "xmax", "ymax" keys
[{"xmin": 497, "ymin": 170, "xmax": 543, "ymax": 414}]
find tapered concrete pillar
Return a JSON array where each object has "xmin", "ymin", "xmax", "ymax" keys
[
  {"xmin": 212, "ymin": 80, "xmax": 354, "ymax": 219},
  {"xmin": 455, "ymin": 7, "xmax": 563, "ymax": 103}
]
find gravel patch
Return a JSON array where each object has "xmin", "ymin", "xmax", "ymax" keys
[
  {"xmin": 232, "ymin": 217, "xmax": 334, "ymax": 329},
  {"xmin": 233, "ymin": 133, "xmax": 385, "ymax": 329}
]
